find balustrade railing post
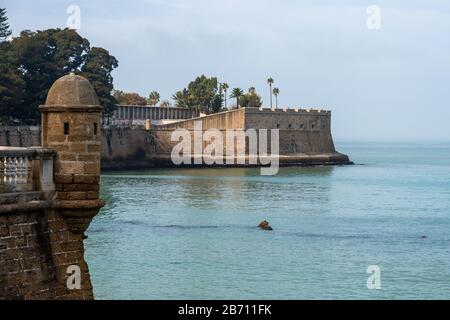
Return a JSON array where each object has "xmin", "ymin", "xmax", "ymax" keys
[
  {"xmin": 1, "ymin": 147, "xmax": 55, "ymax": 196},
  {"xmin": 32, "ymin": 148, "xmax": 56, "ymax": 199},
  {"xmin": 0, "ymin": 157, "xmax": 5, "ymax": 192}
]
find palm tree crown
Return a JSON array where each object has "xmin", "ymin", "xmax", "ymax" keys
[
  {"xmin": 221, "ymin": 83, "xmax": 229, "ymax": 109},
  {"xmin": 273, "ymin": 87, "xmax": 280, "ymax": 108},
  {"xmin": 267, "ymin": 77, "xmax": 274, "ymax": 108},
  {"xmin": 148, "ymin": 91, "xmax": 160, "ymax": 106},
  {"xmin": 230, "ymin": 88, "xmax": 244, "ymax": 109}
]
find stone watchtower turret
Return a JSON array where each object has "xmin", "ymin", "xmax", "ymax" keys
[{"xmin": 39, "ymin": 73, "xmax": 104, "ymax": 234}]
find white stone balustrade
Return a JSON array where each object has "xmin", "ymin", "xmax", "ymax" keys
[{"xmin": 0, "ymin": 147, "xmax": 55, "ymax": 194}]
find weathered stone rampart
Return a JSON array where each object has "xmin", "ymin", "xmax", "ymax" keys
[
  {"xmin": 0, "ymin": 127, "xmax": 40, "ymax": 148},
  {"xmin": 101, "ymin": 107, "xmax": 350, "ymax": 169},
  {"xmin": 1, "ymin": 74, "xmax": 104, "ymax": 300},
  {"xmin": 1, "ymin": 108, "xmax": 350, "ymax": 170},
  {"xmin": 0, "ymin": 204, "xmax": 94, "ymax": 299}
]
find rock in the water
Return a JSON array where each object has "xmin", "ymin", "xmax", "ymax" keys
[{"xmin": 258, "ymin": 220, "xmax": 273, "ymax": 231}]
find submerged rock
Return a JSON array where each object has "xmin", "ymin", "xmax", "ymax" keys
[{"xmin": 258, "ymin": 220, "xmax": 273, "ymax": 231}]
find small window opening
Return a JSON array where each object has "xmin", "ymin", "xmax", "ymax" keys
[
  {"xmin": 276, "ymin": 123, "xmax": 280, "ymax": 129},
  {"xmin": 64, "ymin": 123, "xmax": 70, "ymax": 135},
  {"xmin": 94, "ymin": 123, "xmax": 98, "ymax": 135},
  {"xmin": 311, "ymin": 123, "xmax": 315, "ymax": 129},
  {"xmin": 288, "ymin": 124, "xmax": 292, "ymax": 129}
]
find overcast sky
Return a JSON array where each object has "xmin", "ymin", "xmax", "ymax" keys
[{"xmin": 3, "ymin": 0, "xmax": 450, "ymax": 141}]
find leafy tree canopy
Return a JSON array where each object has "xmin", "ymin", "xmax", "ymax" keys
[
  {"xmin": 147, "ymin": 91, "xmax": 160, "ymax": 106},
  {"xmin": 80, "ymin": 47, "xmax": 118, "ymax": 114},
  {"xmin": 113, "ymin": 90, "xmax": 147, "ymax": 105},
  {"xmin": 0, "ymin": 8, "xmax": 12, "ymax": 41},
  {"xmin": 239, "ymin": 88, "xmax": 263, "ymax": 109},
  {"xmin": 173, "ymin": 75, "xmax": 224, "ymax": 114},
  {"xmin": 0, "ymin": 26, "xmax": 118, "ymax": 124}
]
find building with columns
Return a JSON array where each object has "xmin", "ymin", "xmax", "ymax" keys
[{"xmin": 110, "ymin": 105, "xmax": 198, "ymax": 127}]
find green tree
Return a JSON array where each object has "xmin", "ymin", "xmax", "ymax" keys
[
  {"xmin": 267, "ymin": 77, "xmax": 274, "ymax": 108},
  {"xmin": 4, "ymin": 28, "xmax": 118, "ymax": 123},
  {"xmin": 148, "ymin": 91, "xmax": 160, "ymax": 106},
  {"xmin": 239, "ymin": 87, "xmax": 263, "ymax": 108},
  {"xmin": 221, "ymin": 83, "xmax": 229, "ymax": 109},
  {"xmin": 112, "ymin": 90, "xmax": 147, "ymax": 105},
  {"xmin": 80, "ymin": 47, "xmax": 119, "ymax": 115},
  {"xmin": 230, "ymin": 88, "xmax": 244, "ymax": 109},
  {"xmin": 273, "ymin": 87, "xmax": 279, "ymax": 108},
  {"xmin": 0, "ymin": 9, "xmax": 24, "ymax": 123},
  {"xmin": 0, "ymin": 42, "xmax": 25, "ymax": 124},
  {"xmin": 172, "ymin": 89, "xmax": 190, "ymax": 108},
  {"xmin": 0, "ymin": 8, "xmax": 12, "ymax": 41},
  {"xmin": 160, "ymin": 100, "xmax": 170, "ymax": 108},
  {"xmin": 172, "ymin": 75, "xmax": 223, "ymax": 114}
]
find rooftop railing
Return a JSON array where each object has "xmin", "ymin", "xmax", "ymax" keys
[{"xmin": 0, "ymin": 147, "xmax": 55, "ymax": 194}]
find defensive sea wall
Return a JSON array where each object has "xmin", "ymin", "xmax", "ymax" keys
[
  {"xmin": 1, "ymin": 74, "xmax": 104, "ymax": 300},
  {"xmin": 101, "ymin": 107, "xmax": 350, "ymax": 169},
  {"xmin": 0, "ymin": 127, "xmax": 40, "ymax": 148},
  {"xmin": 1, "ymin": 108, "xmax": 351, "ymax": 170}
]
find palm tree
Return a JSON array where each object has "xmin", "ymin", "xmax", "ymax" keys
[
  {"xmin": 160, "ymin": 100, "xmax": 171, "ymax": 107},
  {"xmin": 273, "ymin": 87, "xmax": 280, "ymax": 108},
  {"xmin": 221, "ymin": 83, "xmax": 229, "ymax": 109},
  {"xmin": 230, "ymin": 88, "xmax": 244, "ymax": 109},
  {"xmin": 148, "ymin": 91, "xmax": 160, "ymax": 106},
  {"xmin": 267, "ymin": 77, "xmax": 274, "ymax": 108}
]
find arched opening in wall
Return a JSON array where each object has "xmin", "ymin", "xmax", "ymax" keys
[{"xmin": 94, "ymin": 123, "xmax": 98, "ymax": 135}]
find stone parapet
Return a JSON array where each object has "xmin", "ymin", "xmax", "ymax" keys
[{"xmin": 1, "ymin": 73, "xmax": 105, "ymax": 300}]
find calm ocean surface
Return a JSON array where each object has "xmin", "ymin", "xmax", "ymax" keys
[{"xmin": 85, "ymin": 142, "xmax": 450, "ymax": 299}]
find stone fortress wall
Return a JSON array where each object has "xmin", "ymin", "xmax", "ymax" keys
[
  {"xmin": 101, "ymin": 107, "xmax": 349, "ymax": 169},
  {"xmin": 0, "ymin": 127, "xmax": 40, "ymax": 148},
  {"xmin": 1, "ymin": 107, "xmax": 350, "ymax": 170},
  {"xmin": 0, "ymin": 203, "xmax": 95, "ymax": 299}
]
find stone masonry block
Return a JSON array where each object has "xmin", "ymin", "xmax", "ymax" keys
[
  {"xmin": 73, "ymin": 175, "xmax": 97, "ymax": 184},
  {"xmin": 54, "ymin": 174, "xmax": 74, "ymax": 184}
]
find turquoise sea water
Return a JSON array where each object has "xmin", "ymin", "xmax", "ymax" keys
[{"xmin": 85, "ymin": 142, "xmax": 450, "ymax": 299}]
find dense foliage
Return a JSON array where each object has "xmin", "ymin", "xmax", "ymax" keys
[
  {"xmin": 239, "ymin": 88, "xmax": 263, "ymax": 108},
  {"xmin": 0, "ymin": 9, "xmax": 118, "ymax": 124},
  {"xmin": 172, "ymin": 75, "xmax": 224, "ymax": 114},
  {"xmin": 112, "ymin": 90, "xmax": 147, "ymax": 105}
]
